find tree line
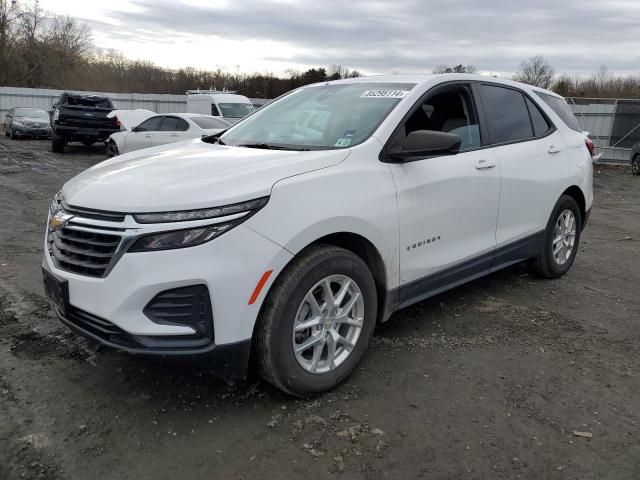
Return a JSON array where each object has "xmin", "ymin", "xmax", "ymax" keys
[{"xmin": 1, "ymin": 2, "xmax": 639, "ymax": 100}]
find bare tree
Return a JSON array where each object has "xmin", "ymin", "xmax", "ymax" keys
[
  {"xmin": 433, "ymin": 64, "xmax": 477, "ymax": 74},
  {"xmin": 514, "ymin": 56, "xmax": 554, "ymax": 88}
]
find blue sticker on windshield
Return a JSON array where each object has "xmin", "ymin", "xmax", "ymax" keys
[{"xmin": 343, "ymin": 129, "xmax": 356, "ymax": 138}]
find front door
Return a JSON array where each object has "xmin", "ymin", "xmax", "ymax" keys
[{"xmin": 389, "ymin": 84, "xmax": 501, "ymax": 306}]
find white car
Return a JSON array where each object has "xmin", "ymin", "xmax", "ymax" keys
[
  {"xmin": 43, "ymin": 74, "xmax": 593, "ymax": 396},
  {"xmin": 106, "ymin": 113, "xmax": 230, "ymax": 156}
]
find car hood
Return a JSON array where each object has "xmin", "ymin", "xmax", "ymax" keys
[{"xmin": 62, "ymin": 139, "xmax": 349, "ymax": 212}]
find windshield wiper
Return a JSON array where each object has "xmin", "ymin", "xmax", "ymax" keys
[
  {"xmin": 238, "ymin": 143, "xmax": 310, "ymax": 151},
  {"xmin": 201, "ymin": 130, "xmax": 227, "ymax": 144}
]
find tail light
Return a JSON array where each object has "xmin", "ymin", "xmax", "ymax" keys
[
  {"xmin": 585, "ymin": 138, "xmax": 596, "ymax": 158},
  {"xmin": 113, "ymin": 116, "xmax": 122, "ymax": 129}
]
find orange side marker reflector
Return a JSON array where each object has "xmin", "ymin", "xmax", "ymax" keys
[{"xmin": 248, "ymin": 270, "xmax": 273, "ymax": 305}]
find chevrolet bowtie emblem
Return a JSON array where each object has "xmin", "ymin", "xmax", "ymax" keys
[{"xmin": 50, "ymin": 210, "xmax": 74, "ymax": 230}]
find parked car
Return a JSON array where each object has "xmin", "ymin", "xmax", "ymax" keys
[
  {"xmin": 3, "ymin": 107, "xmax": 51, "ymax": 139},
  {"xmin": 51, "ymin": 92, "xmax": 119, "ymax": 153},
  {"xmin": 43, "ymin": 74, "xmax": 594, "ymax": 396},
  {"xmin": 632, "ymin": 143, "xmax": 640, "ymax": 175},
  {"xmin": 106, "ymin": 113, "xmax": 230, "ymax": 156},
  {"xmin": 186, "ymin": 90, "xmax": 255, "ymax": 124}
]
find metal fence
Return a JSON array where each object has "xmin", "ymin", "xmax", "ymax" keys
[
  {"xmin": 568, "ymin": 97, "xmax": 640, "ymax": 163},
  {"xmin": 0, "ymin": 86, "xmax": 268, "ymax": 124},
  {"xmin": 1, "ymin": 87, "xmax": 638, "ymax": 163}
]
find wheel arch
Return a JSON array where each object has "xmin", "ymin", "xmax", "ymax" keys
[{"xmin": 561, "ymin": 185, "xmax": 586, "ymax": 228}]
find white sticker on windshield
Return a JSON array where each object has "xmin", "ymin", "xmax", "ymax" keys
[
  {"xmin": 360, "ymin": 89, "xmax": 407, "ymax": 99},
  {"xmin": 335, "ymin": 138, "xmax": 351, "ymax": 147}
]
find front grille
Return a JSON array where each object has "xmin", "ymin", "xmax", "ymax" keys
[
  {"xmin": 61, "ymin": 201, "xmax": 126, "ymax": 222},
  {"xmin": 48, "ymin": 227, "xmax": 121, "ymax": 277}
]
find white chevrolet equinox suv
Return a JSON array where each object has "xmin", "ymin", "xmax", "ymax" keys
[{"xmin": 43, "ymin": 74, "xmax": 594, "ymax": 396}]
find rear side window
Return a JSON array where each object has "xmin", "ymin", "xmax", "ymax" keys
[
  {"xmin": 211, "ymin": 104, "xmax": 220, "ymax": 116},
  {"xmin": 480, "ymin": 84, "xmax": 533, "ymax": 144},
  {"xmin": 137, "ymin": 116, "xmax": 163, "ymax": 131},
  {"xmin": 525, "ymin": 97, "xmax": 552, "ymax": 137},
  {"xmin": 535, "ymin": 92, "xmax": 580, "ymax": 131},
  {"xmin": 160, "ymin": 117, "xmax": 189, "ymax": 131}
]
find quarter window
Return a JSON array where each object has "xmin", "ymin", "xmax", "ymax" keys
[
  {"xmin": 536, "ymin": 92, "xmax": 581, "ymax": 132},
  {"xmin": 480, "ymin": 85, "xmax": 533, "ymax": 144}
]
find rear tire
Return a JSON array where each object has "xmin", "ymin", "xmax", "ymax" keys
[
  {"xmin": 531, "ymin": 195, "xmax": 582, "ymax": 279},
  {"xmin": 256, "ymin": 245, "xmax": 377, "ymax": 397},
  {"xmin": 51, "ymin": 135, "xmax": 64, "ymax": 153},
  {"xmin": 632, "ymin": 155, "xmax": 640, "ymax": 176}
]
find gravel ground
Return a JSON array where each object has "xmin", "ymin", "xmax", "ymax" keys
[{"xmin": 0, "ymin": 134, "xmax": 639, "ymax": 480}]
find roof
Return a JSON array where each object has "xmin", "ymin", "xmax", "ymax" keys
[{"xmin": 314, "ymin": 73, "xmax": 561, "ymax": 98}]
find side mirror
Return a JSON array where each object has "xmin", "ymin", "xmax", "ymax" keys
[
  {"xmin": 387, "ymin": 130, "xmax": 461, "ymax": 162},
  {"xmin": 131, "ymin": 125, "xmax": 142, "ymax": 132}
]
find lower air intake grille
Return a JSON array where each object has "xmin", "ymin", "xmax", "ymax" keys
[{"xmin": 143, "ymin": 285, "xmax": 214, "ymax": 340}]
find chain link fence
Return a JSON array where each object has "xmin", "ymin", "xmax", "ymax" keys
[{"xmin": 568, "ymin": 97, "xmax": 640, "ymax": 163}]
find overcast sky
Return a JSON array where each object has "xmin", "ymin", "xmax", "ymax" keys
[{"xmin": 37, "ymin": 0, "xmax": 640, "ymax": 76}]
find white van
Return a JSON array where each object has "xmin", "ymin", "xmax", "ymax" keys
[{"xmin": 186, "ymin": 90, "xmax": 255, "ymax": 124}]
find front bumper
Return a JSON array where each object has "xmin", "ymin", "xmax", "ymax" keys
[
  {"xmin": 43, "ymin": 221, "xmax": 292, "ymax": 376},
  {"xmin": 13, "ymin": 126, "xmax": 51, "ymax": 136}
]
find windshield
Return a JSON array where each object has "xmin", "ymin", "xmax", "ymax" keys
[
  {"xmin": 15, "ymin": 109, "xmax": 49, "ymax": 119},
  {"xmin": 220, "ymin": 83, "xmax": 415, "ymax": 150},
  {"xmin": 218, "ymin": 103, "xmax": 255, "ymax": 118}
]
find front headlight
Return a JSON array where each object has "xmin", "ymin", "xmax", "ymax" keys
[
  {"xmin": 129, "ymin": 223, "xmax": 236, "ymax": 252},
  {"xmin": 128, "ymin": 196, "xmax": 269, "ymax": 252},
  {"xmin": 132, "ymin": 197, "xmax": 268, "ymax": 223},
  {"xmin": 13, "ymin": 121, "xmax": 25, "ymax": 127}
]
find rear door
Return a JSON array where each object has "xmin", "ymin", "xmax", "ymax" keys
[
  {"xmin": 389, "ymin": 83, "xmax": 501, "ymax": 305},
  {"xmin": 150, "ymin": 116, "xmax": 192, "ymax": 147},
  {"xmin": 477, "ymin": 83, "xmax": 571, "ymax": 257}
]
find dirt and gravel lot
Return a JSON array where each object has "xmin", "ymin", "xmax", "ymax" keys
[{"xmin": 0, "ymin": 134, "xmax": 638, "ymax": 480}]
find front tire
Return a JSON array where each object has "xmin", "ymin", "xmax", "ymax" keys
[
  {"xmin": 106, "ymin": 139, "xmax": 119, "ymax": 157},
  {"xmin": 532, "ymin": 195, "xmax": 582, "ymax": 278},
  {"xmin": 632, "ymin": 155, "xmax": 640, "ymax": 176},
  {"xmin": 256, "ymin": 245, "xmax": 377, "ymax": 397}
]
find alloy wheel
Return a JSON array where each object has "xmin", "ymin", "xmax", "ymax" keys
[
  {"xmin": 292, "ymin": 274, "xmax": 364, "ymax": 374},
  {"xmin": 552, "ymin": 209, "xmax": 577, "ymax": 266}
]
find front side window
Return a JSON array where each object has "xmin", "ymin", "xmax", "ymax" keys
[
  {"xmin": 536, "ymin": 92, "xmax": 581, "ymax": 132},
  {"xmin": 403, "ymin": 86, "xmax": 481, "ymax": 151},
  {"xmin": 211, "ymin": 104, "xmax": 220, "ymax": 116},
  {"xmin": 218, "ymin": 103, "xmax": 255, "ymax": 119},
  {"xmin": 480, "ymin": 84, "xmax": 533, "ymax": 144},
  {"xmin": 220, "ymin": 83, "xmax": 415, "ymax": 150}
]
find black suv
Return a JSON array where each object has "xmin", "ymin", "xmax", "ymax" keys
[{"xmin": 51, "ymin": 93, "xmax": 120, "ymax": 153}]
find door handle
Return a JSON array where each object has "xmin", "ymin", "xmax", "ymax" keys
[
  {"xmin": 548, "ymin": 145, "xmax": 562, "ymax": 154},
  {"xmin": 170, "ymin": 133, "xmax": 178, "ymax": 137},
  {"xmin": 475, "ymin": 159, "xmax": 497, "ymax": 170},
  {"xmin": 144, "ymin": 134, "xmax": 152, "ymax": 138}
]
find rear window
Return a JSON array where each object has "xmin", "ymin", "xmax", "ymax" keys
[
  {"xmin": 191, "ymin": 116, "xmax": 229, "ymax": 129},
  {"xmin": 64, "ymin": 95, "xmax": 113, "ymax": 109},
  {"xmin": 535, "ymin": 92, "xmax": 581, "ymax": 132}
]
